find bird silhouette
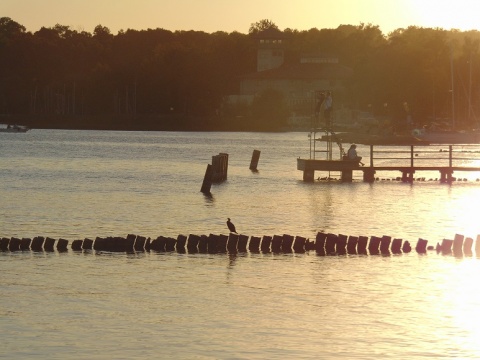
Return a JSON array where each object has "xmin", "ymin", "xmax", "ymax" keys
[{"xmin": 226, "ymin": 218, "xmax": 237, "ymax": 233}]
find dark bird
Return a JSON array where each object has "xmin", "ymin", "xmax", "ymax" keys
[{"xmin": 226, "ymin": 218, "xmax": 237, "ymax": 233}]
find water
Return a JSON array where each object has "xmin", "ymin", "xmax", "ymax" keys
[{"xmin": 2, "ymin": 130, "xmax": 480, "ymax": 359}]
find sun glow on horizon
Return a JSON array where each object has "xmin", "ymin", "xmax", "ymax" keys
[{"xmin": 409, "ymin": 0, "xmax": 480, "ymax": 32}]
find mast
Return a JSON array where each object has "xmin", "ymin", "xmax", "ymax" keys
[{"xmin": 450, "ymin": 46, "xmax": 455, "ymax": 129}]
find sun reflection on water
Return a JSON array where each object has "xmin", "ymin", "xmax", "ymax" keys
[{"xmin": 438, "ymin": 259, "xmax": 480, "ymax": 357}]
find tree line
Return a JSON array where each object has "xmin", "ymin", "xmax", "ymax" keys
[{"xmin": 1, "ymin": 17, "xmax": 480, "ymax": 131}]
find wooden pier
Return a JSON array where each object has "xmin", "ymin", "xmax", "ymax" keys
[{"xmin": 298, "ymin": 144, "xmax": 480, "ymax": 183}]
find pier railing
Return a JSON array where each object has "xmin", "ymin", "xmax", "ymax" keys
[{"xmin": 369, "ymin": 144, "xmax": 480, "ymax": 168}]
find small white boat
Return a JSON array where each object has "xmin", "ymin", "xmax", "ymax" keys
[
  {"xmin": 412, "ymin": 126, "xmax": 480, "ymax": 144},
  {"xmin": 0, "ymin": 124, "xmax": 30, "ymax": 133}
]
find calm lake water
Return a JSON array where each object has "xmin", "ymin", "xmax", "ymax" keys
[{"xmin": 2, "ymin": 130, "xmax": 480, "ymax": 359}]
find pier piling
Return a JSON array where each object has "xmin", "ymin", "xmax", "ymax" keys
[{"xmin": 249, "ymin": 150, "xmax": 261, "ymax": 171}]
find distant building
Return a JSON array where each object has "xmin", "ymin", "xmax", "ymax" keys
[
  {"xmin": 255, "ymin": 28, "xmax": 285, "ymax": 72},
  {"xmin": 225, "ymin": 28, "xmax": 354, "ymax": 128}
]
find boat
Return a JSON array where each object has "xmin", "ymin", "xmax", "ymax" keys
[
  {"xmin": 320, "ymin": 131, "xmax": 429, "ymax": 146},
  {"xmin": 410, "ymin": 48, "xmax": 480, "ymax": 144},
  {"xmin": 411, "ymin": 124, "xmax": 480, "ymax": 144},
  {"xmin": 0, "ymin": 124, "xmax": 30, "ymax": 133}
]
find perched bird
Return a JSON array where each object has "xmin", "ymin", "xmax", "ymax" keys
[{"xmin": 226, "ymin": 218, "xmax": 237, "ymax": 233}]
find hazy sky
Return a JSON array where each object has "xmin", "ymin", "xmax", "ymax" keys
[{"xmin": 2, "ymin": 0, "xmax": 480, "ymax": 35}]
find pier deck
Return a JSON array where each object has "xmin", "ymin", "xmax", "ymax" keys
[{"xmin": 298, "ymin": 144, "xmax": 480, "ymax": 183}]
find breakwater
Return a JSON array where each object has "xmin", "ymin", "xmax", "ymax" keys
[
  {"xmin": 2, "ymin": 233, "xmax": 477, "ymax": 256},
  {"xmin": 0, "ymin": 232, "xmax": 434, "ymax": 255}
]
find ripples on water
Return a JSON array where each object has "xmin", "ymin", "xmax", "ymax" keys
[{"xmin": 2, "ymin": 130, "xmax": 480, "ymax": 359}]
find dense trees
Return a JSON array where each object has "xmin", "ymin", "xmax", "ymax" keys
[{"xmin": 1, "ymin": 17, "xmax": 480, "ymax": 130}]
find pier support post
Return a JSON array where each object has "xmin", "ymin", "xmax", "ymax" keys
[
  {"xmin": 303, "ymin": 169, "xmax": 314, "ymax": 182},
  {"xmin": 363, "ymin": 168, "xmax": 375, "ymax": 183},
  {"xmin": 440, "ymin": 170, "xmax": 453, "ymax": 183},
  {"xmin": 401, "ymin": 170, "xmax": 414, "ymax": 183},
  {"xmin": 341, "ymin": 170, "xmax": 353, "ymax": 182}
]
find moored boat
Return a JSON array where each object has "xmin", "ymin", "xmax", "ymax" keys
[
  {"xmin": 411, "ymin": 126, "xmax": 480, "ymax": 144},
  {"xmin": 0, "ymin": 124, "xmax": 29, "ymax": 133},
  {"xmin": 320, "ymin": 131, "xmax": 429, "ymax": 146}
]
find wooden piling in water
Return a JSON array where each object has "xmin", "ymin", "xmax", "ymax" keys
[
  {"xmin": 134, "ymin": 236, "xmax": 146, "ymax": 251},
  {"xmin": 207, "ymin": 234, "xmax": 219, "ymax": 253},
  {"xmin": 415, "ymin": 238, "xmax": 428, "ymax": 253},
  {"xmin": 249, "ymin": 236, "xmax": 261, "ymax": 253},
  {"xmin": 175, "ymin": 235, "xmax": 186, "ymax": 253},
  {"xmin": 200, "ymin": 164, "xmax": 213, "ymax": 194},
  {"xmin": 271, "ymin": 235, "xmax": 283, "ymax": 253},
  {"xmin": 150, "ymin": 237, "xmax": 165, "ymax": 252},
  {"xmin": 198, "ymin": 235, "xmax": 208, "ymax": 253},
  {"xmin": 1, "ymin": 237, "xmax": 9, "ymax": 251},
  {"xmin": 31, "ymin": 236, "xmax": 45, "ymax": 251},
  {"xmin": 71, "ymin": 239, "xmax": 83, "ymax": 251},
  {"xmin": 293, "ymin": 236, "xmax": 306, "ymax": 253},
  {"xmin": 305, "ymin": 238, "xmax": 315, "ymax": 251},
  {"xmin": 105, "ymin": 236, "xmax": 118, "ymax": 252},
  {"xmin": 21, "ymin": 238, "xmax": 32, "ymax": 251},
  {"xmin": 357, "ymin": 236, "xmax": 368, "ymax": 255},
  {"xmin": 211, "ymin": 153, "xmax": 229, "ymax": 182},
  {"xmin": 57, "ymin": 238, "xmax": 68, "ymax": 252},
  {"xmin": 452, "ymin": 234, "xmax": 464, "ymax": 255},
  {"xmin": 187, "ymin": 234, "xmax": 200, "ymax": 253},
  {"xmin": 44, "ymin": 237, "xmax": 56, "ymax": 252},
  {"xmin": 150, "ymin": 236, "xmax": 165, "ymax": 252},
  {"xmin": 111, "ymin": 237, "xmax": 127, "ymax": 252},
  {"xmin": 93, "ymin": 237, "xmax": 106, "ymax": 251},
  {"xmin": 126, "ymin": 234, "xmax": 137, "ymax": 250},
  {"xmin": 104, "ymin": 237, "xmax": 115, "ymax": 251},
  {"xmin": 82, "ymin": 238, "xmax": 94, "ymax": 250},
  {"xmin": 402, "ymin": 240, "xmax": 412, "ymax": 253},
  {"xmin": 261, "ymin": 235, "xmax": 272, "ymax": 253},
  {"xmin": 336, "ymin": 234, "xmax": 347, "ymax": 255},
  {"xmin": 227, "ymin": 233, "xmax": 239, "ymax": 253},
  {"xmin": 475, "ymin": 235, "xmax": 480, "ymax": 255},
  {"xmin": 464, "ymin": 237, "xmax": 473, "ymax": 254},
  {"xmin": 368, "ymin": 236, "xmax": 381, "ymax": 255},
  {"xmin": 9, "ymin": 237, "xmax": 21, "ymax": 251},
  {"xmin": 315, "ymin": 232, "xmax": 327, "ymax": 255},
  {"xmin": 165, "ymin": 237, "xmax": 176, "ymax": 252},
  {"xmin": 217, "ymin": 234, "xmax": 228, "ymax": 253},
  {"xmin": 391, "ymin": 238, "xmax": 403, "ymax": 254},
  {"xmin": 282, "ymin": 234, "xmax": 294, "ymax": 253},
  {"xmin": 346, "ymin": 236, "xmax": 358, "ymax": 255},
  {"xmin": 238, "ymin": 234, "xmax": 249, "ymax": 253},
  {"xmin": 380, "ymin": 236, "xmax": 391, "ymax": 254},
  {"xmin": 325, "ymin": 233, "xmax": 337, "ymax": 255},
  {"xmin": 249, "ymin": 150, "xmax": 261, "ymax": 171}
]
